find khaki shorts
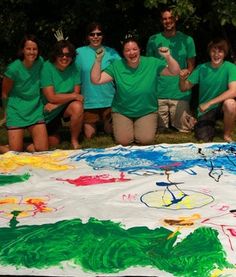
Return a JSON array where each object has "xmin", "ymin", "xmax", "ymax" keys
[
  {"xmin": 112, "ymin": 112, "xmax": 158, "ymax": 145},
  {"xmin": 158, "ymin": 99, "xmax": 196, "ymax": 132},
  {"xmin": 84, "ymin": 108, "xmax": 112, "ymax": 125}
]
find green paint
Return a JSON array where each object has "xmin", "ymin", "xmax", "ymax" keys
[
  {"xmin": 0, "ymin": 218, "xmax": 232, "ymax": 276},
  {"xmin": 0, "ymin": 173, "xmax": 30, "ymax": 186},
  {"xmin": 9, "ymin": 210, "xmax": 21, "ymax": 228}
]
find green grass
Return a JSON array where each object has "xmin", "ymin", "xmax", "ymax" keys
[{"xmin": 0, "ymin": 107, "xmax": 235, "ymax": 150}]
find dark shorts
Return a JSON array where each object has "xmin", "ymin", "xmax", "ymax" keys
[
  {"xmin": 194, "ymin": 106, "xmax": 222, "ymax": 142},
  {"xmin": 84, "ymin": 108, "xmax": 112, "ymax": 125},
  {"xmin": 46, "ymin": 108, "xmax": 69, "ymax": 135}
]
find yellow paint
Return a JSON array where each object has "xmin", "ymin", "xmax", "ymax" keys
[
  {"xmin": 165, "ymin": 214, "xmax": 201, "ymax": 240},
  {"xmin": 211, "ymin": 267, "xmax": 236, "ymax": 276},
  {"xmin": 0, "ymin": 196, "xmax": 55, "ymax": 219},
  {"xmin": 0, "ymin": 150, "xmax": 75, "ymax": 172}
]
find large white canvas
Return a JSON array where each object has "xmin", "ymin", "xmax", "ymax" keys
[{"xmin": 0, "ymin": 143, "xmax": 236, "ymax": 277}]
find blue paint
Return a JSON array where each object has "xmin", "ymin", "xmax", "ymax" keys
[{"xmin": 70, "ymin": 143, "xmax": 236, "ymax": 180}]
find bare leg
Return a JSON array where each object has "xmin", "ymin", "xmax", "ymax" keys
[
  {"xmin": 28, "ymin": 123, "xmax": 49, "ymax": 151},
  {"xmin": 8, "ymin": 129, "xmax": 24, "ymax": 152},
  {"xmin": 223, "ymin": 99, "xmax": 236, "ymax": 142},
  {"xmin": 64, "ymin": 100, "xmax": 83, "ymax": 149},
  {"xmin": 84, "ymin": 123, "xmax": 96, "ymax": 139},
  {"xmin": 0, "ymin": 145, "xmax": 9, "ymax": 154}
]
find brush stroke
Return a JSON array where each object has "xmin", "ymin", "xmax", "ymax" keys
[
  {"xmin": 0, "ymin": 218, "xmax": 232, "ymax": 276},
  {"xmin": 56, "ymin": 172, "xmax": 131, "ymax": 186}
]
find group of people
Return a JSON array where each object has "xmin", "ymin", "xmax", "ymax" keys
[{"xmin": 1, "ymin": 6, "xmax": 236, "ymax": 154}]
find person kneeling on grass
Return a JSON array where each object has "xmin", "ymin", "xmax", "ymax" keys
[
  {"xmin": 91, "ymin": 35, "xmax": 180, "ymax": 146},
  {"xmin": 179, "ymin": 38, "xmax": 236, "ymax": 142},
  {"xmin": 41, "ymin": 39, "xmax": 84, "ymax": 149},
  {"xmin": 0, "ymin": 34, "xmax": 48, "ymax": 154}
]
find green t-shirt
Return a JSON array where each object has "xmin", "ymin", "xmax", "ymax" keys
[
  {"xmin": 40, "ymin": 61, "xmax": 81, "ymax": 123},
  {"xmin": 146, "ymin": 31, "xmax": 196, "ymax": 100},
  {"xmin": 188, "ymin": 61, "xmax": 236, "ymax": 117},
  {"xmin": 104, "ymin": 56, "xmax": 166, "ymax": 117},
  {"xmin": 5, "ymin": 57, "xmax": 44, "ymax": 127}
]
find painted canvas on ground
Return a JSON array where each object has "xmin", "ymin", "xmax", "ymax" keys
[{"xmin": 0, "ymin": 143, "xmax": 236, "ymax": 277}]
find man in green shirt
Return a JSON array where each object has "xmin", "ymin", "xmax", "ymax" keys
[{"xmin": 146, "ymin": 6, "xmax": 196, "ymax": 133}]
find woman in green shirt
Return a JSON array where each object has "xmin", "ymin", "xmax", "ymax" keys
[
  {"xmin": 41, "ymin": 40, "xmax": 84, "ymax": 149},
  {"xmin": 91, "ymin": 36, "xmax": 180, "ymax": 146},
  {"xmin": 1, "ymin": 34, "xmax": 48, "ymax": 152}
]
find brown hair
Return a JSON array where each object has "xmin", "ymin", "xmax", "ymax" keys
[
  {"xmin": 17, "ymin": 34, "xmax": 40, "ymax": 60},
  {"xmin": 49, "ymin": 40, "xmax": 76, "ymax": 63},
  {"xmin": 207, "ymin": 38, "xmax": 230, "ymax": 56}
]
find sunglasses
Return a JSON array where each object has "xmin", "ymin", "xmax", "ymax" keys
[
  {"xmin": 57, "ymin": 53, "xmax": 73, "ymax": 58},
  {"xmin": 89, "ymin": 32, "xmax": 103, "ymax": 37}
]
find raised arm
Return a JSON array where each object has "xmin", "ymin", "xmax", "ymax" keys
[
  {"xmin": 199, "ymin": 81, "xmax": 236, "ymax": 113},
  {"xmin": 159, "ymin": 47, "xmax": 180, "ymax": 76},
  {"xmin": 91, "ymin": 47, "xmax": 114, "ymax": 84}
]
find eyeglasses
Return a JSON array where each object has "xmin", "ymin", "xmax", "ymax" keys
[
  {"xmin": 89, "ymin": 32, "xmax": 103, "ymax": 37},
  {"xmin": 57, "ymin": 53, "xmax": 72, "ymax": 58}
]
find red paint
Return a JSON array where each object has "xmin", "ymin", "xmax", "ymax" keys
[{"xmin": 56, "ymin": 172, "xmax": 131, "ymax": 186}]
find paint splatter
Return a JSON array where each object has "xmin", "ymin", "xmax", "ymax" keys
[
  {"xmin": 0, "ymin": 172, "xmax": 30, "ymax": 186},
  {"xmin": 71, "ymin": 144, "xmax": 236, "ymax": 179},
  {"xmin": 56, "ymin": 172, "xmax": 131, "ymax": 186},
  {"xmin": 0, "ymin": 151, "xmax": 73, "ymax": 172},
  {"xmin": 0, "ymin": 196, "xmax": 56, "ymax": 226},
  {"xmin": 0, "ymin": 218, "xmax": 232, "ymax": 276}
]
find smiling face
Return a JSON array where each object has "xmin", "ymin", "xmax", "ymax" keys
[
  {"xmin": 55, "ymin": 47, "xmax": 73, "ymax": 70},
  {"xmin": 209, "ymin": 47, "xmax": 225, "ymax": 67},
  {"xmin": 88, "ymin": 27, "xmax": 103, "ymax": 49},
  {"xmin": 123, "ymin": 41, "xmax": 141, "ymax": 68},
  {"xmin": 161, "ymin": 10, "xmax": 177, "ymax": 32},
  {"xmin": 22, "ymin": 40, "xmax": 39, "ymax": 66}
]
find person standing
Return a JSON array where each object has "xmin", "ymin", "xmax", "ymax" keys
[
  {"xmin": 179, "ymin": 38, "xmax": 236, "ymax": 142},
  {"xmin": 75, "ymin": 22, "xmax": 120, "ymax": 139},
  {"xmin": 0, "ymin": 34, "xmax": 48, "ymax": 153},
  {"xmin": 91, "ymin": 35, "xmax": 180, "ymax": 146},
  {"xmin": 41, "ymin": 39, "xmax": 84, "ymax": 149},
  {"xmin": 146, "ymin": 6, "xmax": 196, "ymax": 132}
]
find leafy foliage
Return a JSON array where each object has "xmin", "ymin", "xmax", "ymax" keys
[{"xmin": 0, "ymin": 0, "xmax": 235, "ymax": 74}]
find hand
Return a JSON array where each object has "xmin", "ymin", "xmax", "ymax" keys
[
  {"xmin": 199, "ymin": 102, "xmax": 211, "ymax": 113},
  {"xmin": 74, "ymin": 94, "xmax": 84, "ymax": 102},
  {"xmin": 158, "ymin": 47, "xmax": 170, "ymax": 58},
  {"xmin": 95, "ymin": 47, "xmax": 105, "ymax": 62},
  {"xmin": 44, "ymin": 103, "xmax": 59, "ymax": 112},
  {"xmin": 179, "ymin": 69, "xmax": 190, "ymax": 80}
]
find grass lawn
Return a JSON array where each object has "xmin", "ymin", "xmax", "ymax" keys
[{"xmin": 1, "ymin": 107, "xmax": 235, "ymax": 150}]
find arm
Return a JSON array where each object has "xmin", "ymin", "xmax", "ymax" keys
[
  {"xmin": 199, "ymin": 81, "xmax": 236, "ymax": 113},
  {"xmin": 159, "ymin": 47, "xmax": 180, "ymax": 76},
  {"xmin": 44, "ymin": 85, "xmax": 83, "ymax": 112},
  {"xmin": 42, "ymin": 85, "xmax": 82, "ymax": 105},
  {"xmin": 181, "ymin": 57, "xmax": 196, "ymax": 77},
  {"xmin": 179, "ymin": 70, "xmax": 195, "ymax": 92},
  {"xmin": 1, "ymin": 76, "xmax": 14, "ymax": 112},
  {"xmin": 91, "ymin": 47, "xmax": 114, "ymax": 84}
]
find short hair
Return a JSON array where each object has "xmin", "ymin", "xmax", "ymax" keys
[
  {"xmin": 207, "ymin": 38, "xmax": 230, "ymax": 56},
  {"xmin": 86, "ymin": 22, "xmax": 103, "ymax": 35},
  {"xmin": 121, "ymin": 32, "xmax": 141, "ymax": 50},
  {"xmin": 49, "ymin": 40, "xmax": 76, "ymax": 63},
  {"xmin": 17, "ymin": 34, "xmax": 40, "ymax": 60}
]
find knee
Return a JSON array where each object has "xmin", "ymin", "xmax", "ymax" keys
[
  {"xmin": 115, "ymin": 135, "xmax": 133, "ymax": 146},
  {"xmin": 69, "ymin": 101, "xmax": 84, "ymax": 116},
  {"xmin": 48, "ymin": 135, "xmax": 60, "ymax": 147},
  {"xmin": 223, "ymin": 99, "xmax": 236, "ymax": 114},
  {"xmin": 136, "ymin": 136, "xmax": 155, "ymax": 145}
]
